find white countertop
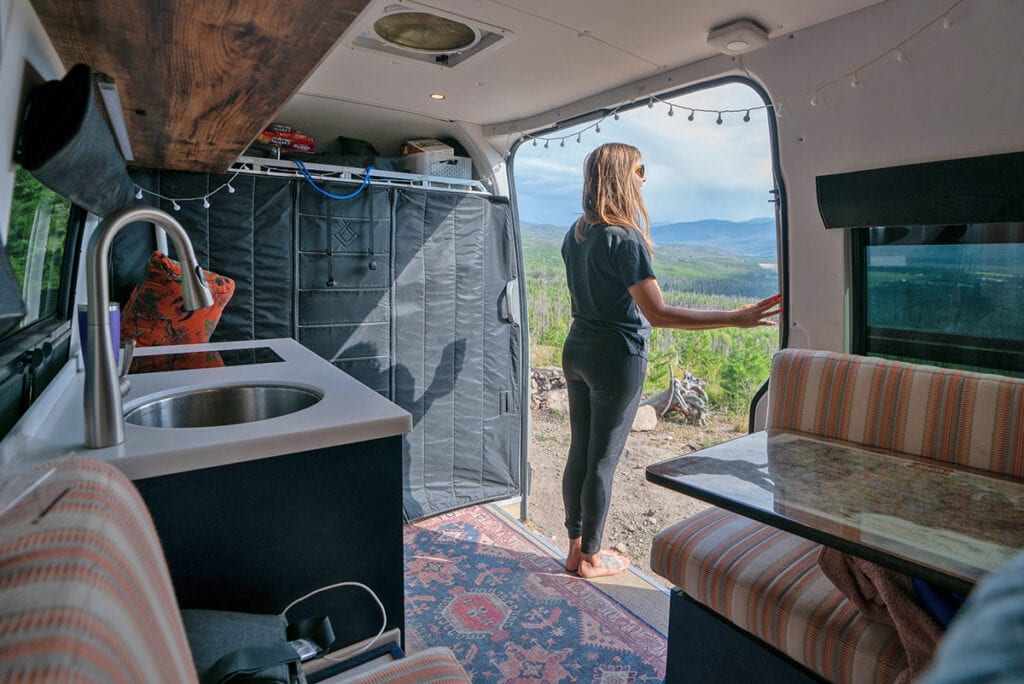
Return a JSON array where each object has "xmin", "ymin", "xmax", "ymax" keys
[{"xmin": 0, "ymin": 338, "xmax": 411, "ymax": 481}]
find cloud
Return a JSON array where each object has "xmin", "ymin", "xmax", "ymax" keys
[{"xmin": 513, "ymin": 82, "xmax": 774, "ymax": 225}]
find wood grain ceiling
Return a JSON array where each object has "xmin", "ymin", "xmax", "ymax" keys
[{"xmin": 30, "ymin": 0, "xmax": 369, "ymax": 173}]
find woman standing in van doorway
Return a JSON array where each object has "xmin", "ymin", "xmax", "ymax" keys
[{"xmin": 561, "ymin": 142, "xmax": 782, "ymax": 578}]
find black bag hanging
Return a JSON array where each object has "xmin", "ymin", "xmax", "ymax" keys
[{"xmin": 18, "ymin": 63, "xmax": 136, "ymax": 218}]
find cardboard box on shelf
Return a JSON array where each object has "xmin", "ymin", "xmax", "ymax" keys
[{"xmin": 402, "ymin": 139, "xmax": 453, "ymax": 157}]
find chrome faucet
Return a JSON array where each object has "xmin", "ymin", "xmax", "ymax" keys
[{"xmin": 83, "ymin": 206, "xmax": 213, "ymax": 448}]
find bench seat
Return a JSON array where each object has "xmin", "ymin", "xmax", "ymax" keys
[{"xmin": 652, "ymin": 507, "xmax": 906, "ymax": 683}]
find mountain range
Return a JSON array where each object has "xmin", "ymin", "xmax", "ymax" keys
[{"xmin": 521, "ymin": 217, "xmax": 777, "ymax": 257}]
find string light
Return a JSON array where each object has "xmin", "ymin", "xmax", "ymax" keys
[
  {"xmin": 521, "ymin": 0, "xmax": 961, "ymax": 147},
  {"xmin": 133, "ymin": 170, "xmax": 243, "ymax": 210}
]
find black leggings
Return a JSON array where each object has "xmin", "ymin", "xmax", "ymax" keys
[{"xmin": 561, "ymin": 336, "xmax": 646, "ymax": 555}]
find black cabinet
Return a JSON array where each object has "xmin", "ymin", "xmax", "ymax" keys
[{"xmin": 134, "ymin": 436, "xmax": 404, "ymax": 652}]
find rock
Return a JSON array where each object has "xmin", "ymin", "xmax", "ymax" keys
[
  {"xmin": 631, "ymin": 404, "xmax": 658, "ymax": 432},
  {"xmin": 545, "ymin": 388, "xmax": 569, "ymax": 413}
]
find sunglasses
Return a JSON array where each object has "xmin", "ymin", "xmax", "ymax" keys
[{"xmin": 635, "ymin": 164, "xmax": 646, "ymax": 179}]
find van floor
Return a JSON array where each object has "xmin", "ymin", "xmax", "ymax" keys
[{"xmin": 490, "ymin": 501, "xmax": 671, "ymax": 634}]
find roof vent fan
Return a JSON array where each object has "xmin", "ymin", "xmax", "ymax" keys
[{"xmin": 349, "ymin": 2, "xmax": 513, "ymax": 68}]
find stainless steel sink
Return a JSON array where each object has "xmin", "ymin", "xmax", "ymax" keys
[{"xmin": 124, "ymin": 384, "xmax": 323, "ymax": 428}]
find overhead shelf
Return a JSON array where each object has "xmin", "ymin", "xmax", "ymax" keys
[{"xmin": 232, "ymin": 156, "xmax": 490, "ymax": 194}]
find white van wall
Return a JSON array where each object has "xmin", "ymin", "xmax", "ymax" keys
[
  {"xmin": 0, "ymin": 0, "xmax": 63, "ymax": 243},
  {"xmin": 742, "ymin": 0, "xmax": 1024, "ymax": 352}
]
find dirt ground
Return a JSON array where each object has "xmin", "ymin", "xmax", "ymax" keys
[{"xmin": 522, "ymin": 400, "xmax": 747, "ymax": 588}]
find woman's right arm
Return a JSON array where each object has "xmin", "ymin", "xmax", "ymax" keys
[{"xmin": 628, "ymin": 277, "xmax": 782, "ymax": 330}]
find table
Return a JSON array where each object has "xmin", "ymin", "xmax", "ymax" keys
[{"xmin": 646, "ymin": 430, "xmax": 1024, "ymax": 594}]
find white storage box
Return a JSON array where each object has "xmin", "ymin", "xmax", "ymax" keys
[{"xmin": 400, "ymin": 153, "xmax": 473, "ymax": 179}]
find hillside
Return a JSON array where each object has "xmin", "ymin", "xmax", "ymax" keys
[{"xmin": 521, "ymin": 217, "xmax": 777, "ymax": 258}]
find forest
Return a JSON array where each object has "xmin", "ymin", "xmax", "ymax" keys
[{"xmin": 523, "ymin": 229, "xmax": 781, "ymax": 414}]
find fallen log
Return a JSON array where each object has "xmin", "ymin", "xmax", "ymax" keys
[{"xmin": 642, "ymin": 366, "xmax": 709, "ymax": 426}]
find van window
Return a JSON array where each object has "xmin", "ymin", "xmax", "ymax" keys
[
  {"xmin": 0, "ymin": 166, "xmax": 81, "ymax": 441},
  {"xmin": 512, "ymin": 81, "xmax": 780, "ymax": 413},
  {"xmin": 5, "ymin": 167, "xmax": 72, "ymax": 331},
  {"xmin": 853, "ymin": 224, "xmax": 1024, "ymax": 377}
]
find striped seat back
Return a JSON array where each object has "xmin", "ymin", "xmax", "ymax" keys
[
  {"xmin": 768, "ymin": 349, "xmax": 1024, "ymax": 476},
  {"xmin": 0, "ymin": 458, "xmax": 197, "ymax": 683}
]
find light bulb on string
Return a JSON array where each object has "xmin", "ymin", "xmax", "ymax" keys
[
  {"xmin": 774, "ymin": 103, "xmax": 783, "ymax": 118},
  {"xmin": 850, "ymin": 71, "xmax": 861, "ymax": 88},
  {"xmin": 532, "ymin": 139, "xmax": 537, "ymax": 146},
  {"xmin": 810, "ymin": 93, "xmax": 820, "ymax": 107},
  {"xmin": 544, "ymin": 140, "xmax": 549, "ymax": 148},
  {"xmin": 576, "ymin": 134, "xmax": 581, "ymax": 143},
  {"xmin": 227, "ymin": 183, "xmax": 236, "ymax": 194},
  {"xmin": 647, "ymin": 98, "xmax": 654, "ymax": 109},
  {"xmin": 716, "ymin": 113, "xmax": 723, "ymax": 125},
  {"xmin": 687, "ymin": 110, "xmax": 694, "ymax": 122},
  {"xmin": 743, "ymin": 110, "xmax": 751, "ymax": 123},
  {"xmin": 667, "ymin": 106, "xmax": 674, "ymax": 117},
  {"xmin": 134, "ymin": 188, "xmax": 143, "ymax": 199},
  {"xmin": 203, "ymin": 197, "xmax": 211, "ymax": 209},
  {"xmin": 896, "ymin": 48, "xmax": 906, "ymax": 62},
  {"xmin": 942, "ymin": 14, "xmax": 952, "ymax": 29},
  {"xmin": 613, "ymin": 113, "xmax": 619, "ymax": 120},
  {"xmin": 560, "ymin": 139, "xmax": 565, "ymax": 147},
  {"xmin": 172, "ymin": 201, "xmax": 181, "ymax": 212},
  {"xmin": 595, "ymin": 124, "xmax": 601, "ymax": 133}
]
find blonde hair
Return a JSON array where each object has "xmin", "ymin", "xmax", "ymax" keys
[{"xmin": 574, "ymin": 142, "xmax": 653, "ymax": 253}]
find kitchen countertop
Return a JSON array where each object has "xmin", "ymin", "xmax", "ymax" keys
[{"xmin": 0, "ymin": 338, "xmax": 412, "ymax": 481}]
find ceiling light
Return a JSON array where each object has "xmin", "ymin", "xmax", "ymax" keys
[
  {"xmin": 707, "ymin": 19, "xmax": 769, "ymax": 55},
  {"xmin": 429, "ymin": 93, "xmax": 446, "ymax": 100}
]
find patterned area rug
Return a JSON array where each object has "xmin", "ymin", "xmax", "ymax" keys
[{"xmin": 404, "ymin": 505, "xmax": 667, "ymax": 682}]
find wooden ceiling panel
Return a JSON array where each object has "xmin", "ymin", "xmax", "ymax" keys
[{"xmin": 30, "ymin": 0, "xmax": 369, "ymax": 172}]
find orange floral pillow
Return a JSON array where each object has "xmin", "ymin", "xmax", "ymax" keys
[{"xmin": 121, "ymin": 251, "xmax": 235, "ymax": 347}]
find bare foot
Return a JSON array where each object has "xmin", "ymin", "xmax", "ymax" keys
[
  {"xmin": 578, "ymin": 550, "xmax": 631, "ymax": 579},
  {"xmin": 565, "ymin": 537, "xmax": 582, "ymax": 573}
]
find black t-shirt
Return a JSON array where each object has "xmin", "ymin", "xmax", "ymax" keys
[{"xmin": 561, "ymin": 222, "xmax": 656, "ymax": 355}]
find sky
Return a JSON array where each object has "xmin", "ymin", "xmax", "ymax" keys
[{"xmin": 512, "ymin": 82, "xmax": 774, "ymax": 228}]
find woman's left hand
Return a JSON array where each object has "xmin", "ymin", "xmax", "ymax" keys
[{"xmin": 732, "ymin": 293, "xmax": 783, "ymax": 328}]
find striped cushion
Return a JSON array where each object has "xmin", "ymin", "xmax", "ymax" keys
[
  {"xmin": 768, "ymin": 349, "xmax": 1024, "ymax": 476},
  {"xmin": 651, "ymin": 508, "xmax": 906, "ymax": 684},
  {"xmin": 0, "ymin": 458, "xmax": 197, "ymax": 684},
  {"xmin": 346, "ymin": 647, "xmax": 472, "ymax": 683}
]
